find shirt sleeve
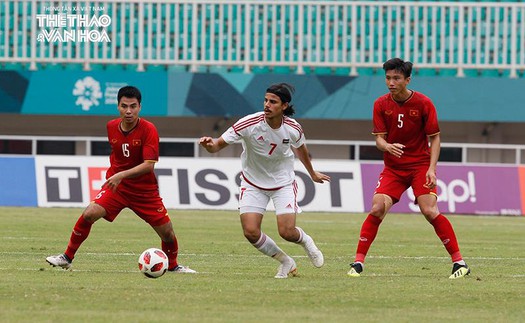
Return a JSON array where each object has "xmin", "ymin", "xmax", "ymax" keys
[
  {"xmin": 143, "ymin": 123, "xmax": 159, "ymax": 161},
  {"xmin": 221, "ymin": 126, "xmax": 242, "ymax": 144},
  {"xmin": 372, "ymin": 100, "xmax": 387, "ymax": 135},
  {"xmin": 423, "ymin": 99, "xmax": 440, "ymax": 136}
]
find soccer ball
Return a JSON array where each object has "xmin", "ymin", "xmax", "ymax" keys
[{"xmin": 138, "ymin": 248, "xmax": 168, "ymax": 278}]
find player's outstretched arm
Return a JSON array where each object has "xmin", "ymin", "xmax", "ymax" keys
[
  {"xmin": 294, "ymin": 144, "xmax": 330, "ymax": 184},
  {"xmin": 199, "ymin": 136, "xmax": 228, "ymax": 153}
]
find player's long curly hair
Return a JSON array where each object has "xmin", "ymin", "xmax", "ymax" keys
[
  {"xmin": 383, "ymin": 58, "xmax": 413, "ymax": 78},
  {"xmin": 266, "ymin": 83, "xmax": 295, "ymax": 116}
]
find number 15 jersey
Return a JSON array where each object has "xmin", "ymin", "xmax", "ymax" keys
[
  {"xmin": 221, "ymin": 112, "xmax": 305, "ymax": 190},
  {"xmin": 106, "ymin": 118, "xmax": 160, "ymax": 192}
]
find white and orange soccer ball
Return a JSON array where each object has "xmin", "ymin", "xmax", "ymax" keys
[{"xmin": 138, "ymin": 248, "xmax": 168, "ymax": 278}]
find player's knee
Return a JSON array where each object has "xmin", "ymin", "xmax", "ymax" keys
[
  {"xmin": 82, "ymin": 208, "xmax": 103, "ymax": 222},
  {"xmin": 277, "ymin": 227, "xmax": 296, "ymax": 242},
  {"xmin": 243, "ymin": 228, "xmax": 260, "ymax": 243},
  {"xmin": 369, "ymin": 203, "xmax": 386, "ymax": 218},
  {"xmin": 420, "ymin": 206, "xmax": 438, "ymax": 220},
  {"xmin": 160, "ymin": 229, "xmax": 176, "ymax": 242}
]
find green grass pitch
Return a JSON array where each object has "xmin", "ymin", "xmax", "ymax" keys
[{"xmin": 1, "ymin": 207, "xmax": 524, "ymax": 322}]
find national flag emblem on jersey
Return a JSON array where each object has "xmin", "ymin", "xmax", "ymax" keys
[
  {"xmin": 132, "ymin": 139, "xmax": 141, "ymax": 146},
  {"xmin": 282, "ymin": 139, "xmax": 290, "ymax": 144},
  {"xmin": 409, "ymin": 109, "xmax": 419, "ymax": 117}
]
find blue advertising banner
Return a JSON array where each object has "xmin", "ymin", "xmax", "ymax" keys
[
  {"xmin": 0, "ymin": 157, "xmax": 38, "ymax": 206},
  {"xmin": 21, "ymin": 70, "xmax": 167, "ymax": 115},
  {"xmin": 2, "ymin": 69, "xmax": 525, "ymax": 121}
]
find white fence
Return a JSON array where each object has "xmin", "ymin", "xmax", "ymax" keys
[
  {"xmin": 0, "ymin": 0, "xmax": 524, "ymax": 77},
  {"xmin": 1, "ymin": 135, "xmax": 524, "ymax": 165}
]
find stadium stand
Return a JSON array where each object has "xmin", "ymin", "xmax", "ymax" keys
[
  {"xmin": 0, "ymin": 0, "xmax": 524, "ymax": 165},
  {"xmin": 0, "ymin": 0, "xmax": 523, "ymax": 77}
]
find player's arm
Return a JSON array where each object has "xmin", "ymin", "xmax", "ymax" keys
[
  {"xmin": 199, "ymin": 136, "xmax": 229, "ymax": 153},
  {"xmin": 293, "ymin": 144, "xmax": 330, "ymax": 183},
  {"xmin": 375, "ymin": 133, "xmax": 405, "ymax": 158},
  {"xmin": 424, "ymin": 133, "xmax": 441, "ymax": 188},
  {"xmin": 104, "ymin": 160, "xmax": 156, "ymax": 191}
]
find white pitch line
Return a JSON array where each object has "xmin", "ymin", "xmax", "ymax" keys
[{"xmin": 2, "ymin": 251, "xmax": 524, "ymax": 261}]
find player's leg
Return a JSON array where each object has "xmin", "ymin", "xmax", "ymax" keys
[
  {"xmin": 239, "ymin": 181, "xmax": 295, "ymax": 278},
  {"xmin": 272, "ymin": 182, "xmax": 324, "ymax": 268},
  {"xmin": 46, "ymin": 202, "xmax": 108, "ymax": 269},
  {"xmin": 348, "ymin": 193, "xmax": 393, "ymax": 276},
  {"xmin": 412, "ymin": 166, "xmax": 469, "ymax": 279},
  {"xmin": 150, "ymin": 220, "xmax": 196, "ymax": 274},
  {"xmin": 349, "ymin": 168, "xmax": 405, "ymax": 277},
  {"xmin": 131, "ymin": 193, "xmax": 196, "ymax": 274},
  {"xmin": 241, "ymin": 211, "xmax": 297, "ymax": 278},
  {"xmin": 417, "ymin": 194, "xmax": 470, "ymax": 279}
]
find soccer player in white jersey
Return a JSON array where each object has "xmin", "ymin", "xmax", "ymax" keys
[{"xmin": 199, "ymin": 83, "xmax": 331, "ymax": 278}]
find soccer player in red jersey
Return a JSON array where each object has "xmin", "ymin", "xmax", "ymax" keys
[
  {"xmin": 347, "ymin": 58, "xmax": 470, "ymax": 279},
  {"xmin": 46, "ymin": 86, "xmax": 196, "ymax": 273}
]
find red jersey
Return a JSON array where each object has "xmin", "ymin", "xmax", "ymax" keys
[
  {"xmin": 106, "ymin": 118, "xmax": 160, "ymax": 192},
  {"xmin": 372, "ymin": 91, "xmax": 440, "ymax": 169}
]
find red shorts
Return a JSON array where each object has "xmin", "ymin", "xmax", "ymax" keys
[
  {"xmin": 374, "ymin": 166, "xmax": 437, "ymax": 204},
  {"xmin": 93, "ymin": 186, "xmax": 170, "ymax": 227}
]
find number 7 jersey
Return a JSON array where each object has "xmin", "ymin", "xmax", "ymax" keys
[{"xmin": 221, "ymin": 112, "xmax": 306, "ymax": 190}]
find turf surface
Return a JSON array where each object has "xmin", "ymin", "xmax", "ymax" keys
[{"xmin": 1, "ymin": 207, "xmax": 524, "ymax": 322}]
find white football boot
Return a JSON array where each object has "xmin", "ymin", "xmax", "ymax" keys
[
  {"xmin": 169, "ymin": 265, "xmax": 198, "ymax": 274},
  {"xmin": 46, "ymin": 254, "xmax": 72, "ymax": 270},
  {"xmin": 274, "ymin": 257, "xmax": 298, "ymax": 279}
]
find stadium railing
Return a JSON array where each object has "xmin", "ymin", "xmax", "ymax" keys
[
  {"xmin": 0, "ymin": 0, "xmax": 524, "ymax": 77},
  {"xmin": 1, "ymin": 135, "xmax": 523, "ymax": 165}
]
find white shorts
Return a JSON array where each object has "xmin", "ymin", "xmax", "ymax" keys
[{"xmin": 238, "ymin": 179, "xmax": 302, "ymax": 215}]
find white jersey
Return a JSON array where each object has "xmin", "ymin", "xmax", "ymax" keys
[{"xmin": 221, "ymin": 112, "xmax": 306, "ymax": 190}]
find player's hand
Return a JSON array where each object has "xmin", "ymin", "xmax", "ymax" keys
[
  {"xmin": 104, "ymin": 173, "xmax": 123, "ymax": 192},
  {"xmin": 311, "ymin": 171, "xmax": 330, "ymax": 183},
  {"xmin": 388, "ymin": 143, "xmax": 405, "ymax": 158},
  {"xmin": 423, "ymin": 169, "xmax": 437, "ymax": 189},
  {"xmin": 199, "ymin": 137, "xmax": 215, "ymax": 151}
]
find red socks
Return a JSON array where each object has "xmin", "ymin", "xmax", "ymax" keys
[
  {"xmin": 64, "ymin": 215, "xmax": 93, "ymax": 261},
  {"xmin": 355, "ymin": 214, "xmax": 383, "ymax": 263},
  {"xmin": 431, "ymin": 214, "xmax": 463, "ymax": 262},
  {"xmin": 162, "ymin": 239, "xmax": 179, "ymax": 270}
]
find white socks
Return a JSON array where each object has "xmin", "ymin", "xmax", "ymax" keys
[
  {"xmin": 253, "ymin": 232, "xmax": 288, "ymax": 262},
  {"xmin": 295, "ymin": 226, "xmax": 313, "ymax": 246}
]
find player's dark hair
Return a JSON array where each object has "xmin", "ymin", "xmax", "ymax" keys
[
  {"xmin": 118, "ymin": 86, "xmax": 142, "ymax": 104},
  {"xmin": 383, "ymin": 58, "xmax": 413, "ymax": 78},
  {"xmin": 266, "ymin": 83, "xmax": 295, "ymax": 116}
]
